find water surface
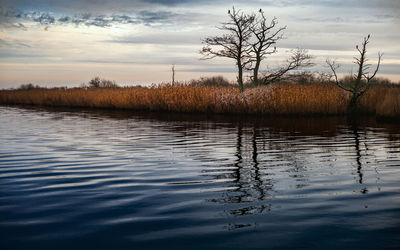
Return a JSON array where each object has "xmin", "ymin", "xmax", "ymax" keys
[{"xmin": 1, "ymin": 106, "xmax": 400, "ymax": 249}]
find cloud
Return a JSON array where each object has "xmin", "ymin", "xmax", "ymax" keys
[
  {"xmin": 65, "ymin": 11, "xmax": 179, "ymax": 27},
  {"xmin": 138, "ymin": 11, "xmax": 174, "ymax": 23},
  {"xmin": 0, "ymin": 38, "xmax": 31, "ymax": 48},
  {"xmin": 57, "ymin": 16, "xmax": 71, "ymax": 23},
  {"xmin": 2, "ymin": 0, "xmax": 400, "ymax": 12},
  {"xmin": 0, "ymin": 7, "xmax": 23, "ymax": 29},
  {"xmin": 68, "ymin": 14, "xmax": 112, "ymax": 27},
  {"xmin": 111, "ymin": 15, "xmax": 139, "ymax": 24},
  {"xmin": 1, "ymin": 8, "xmax": 55, "ymax": 26},
  {"xmin": 292, "ymin": 14, "xmax": 398, "ymax": 24},
  {"xmin": 141, "ymin": 0, "xmax": 197, "ymax": 5},
  {"xmin": 0, "ymin": 7, "xmax": 183, "ymax": 28},
  {"xmin": 0, "ymin": 0, "xmax": 214, "ymax": 14},
  {"xmin": 179, "ymin": 67, "xmax": 236, "ymax": 73},
  {"xmin": 28, "ymin": 12, "xmax": 55, "ymax": 25},
  {"xmin": 107, "ymin": 32, "xmax": 202, "ymax": 45},
  {"xmin": 329, "ymin": 62, "xmax": 400, "ymax": 75}
]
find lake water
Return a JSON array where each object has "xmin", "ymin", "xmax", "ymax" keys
[{"xmin": 1, "ymin": 106, "xmax": 400, "ymax": 249}]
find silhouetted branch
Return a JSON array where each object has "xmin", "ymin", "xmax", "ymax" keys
[
  {"xmin": 200, "ymin": 7, "xmax": 255, "ymax": 92},
  {"xmin": 248, "ymin": 9, "xmax": 286, "ymax": 84},
  {"xmin": 326, "ymin": 34, "xmax": 383, "ymax": 110},
  {"xmin": 261, "ymin": 48, "xmax": 314, "ymax": 84},
  {"xmin": 326, "ymin": 58, "xmax": 353, "ymax": 92}
]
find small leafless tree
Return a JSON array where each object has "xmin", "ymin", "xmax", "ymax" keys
[
  {"xmin": 260, "ymin": 48, "xmax": 314, "ymax": 84},
  {"xmin": 201, "ymin": 7, "xmax": 255, "ymax": 92},
  {"xmin": 327, "ymin": 35, "xmax": 382, "ymax": 110},
  {"xmin": 248, "ymin": 9, "xmax": 286, "ymax": 85},
  {"xmin": 171, "ymin": 64, "xmax": 175, "ymax": 85}
]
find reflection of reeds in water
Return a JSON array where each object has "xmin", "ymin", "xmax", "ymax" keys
[{"xmin": 1, "ymin": 83, "xmax": 399, "ymax": 117}]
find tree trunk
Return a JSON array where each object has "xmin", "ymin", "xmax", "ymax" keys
[
  {"xmin": 172, "ymin": 65, "xmax": 175, "ymax": 85},
  {"xmin": 349, "ymin": 93, "xmax": 359, "ymax": 112},
  {"xmin": 253, "ymin": 57, "xmax": 260, "ymax": 85},
  {"xmin": 238, "ymin": 63, "xmax": 244, "ymax": 93}
]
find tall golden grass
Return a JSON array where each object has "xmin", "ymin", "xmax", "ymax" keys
[
  {"xmin": 1, "ymin": 83, "xmax": 399, "ymax": 118},
  {"xmin": 358, "ymin": 84, "xmax": 400, "ymax": 117}
]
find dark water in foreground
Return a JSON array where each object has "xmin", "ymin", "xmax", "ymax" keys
[{"xmin": 0, "ymin": 106, "xmax": 400, "ymax": 249}]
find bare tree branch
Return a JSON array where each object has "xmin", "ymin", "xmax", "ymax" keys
[
  {"xmin": 326, "ymin": 58, "xmax": 353, "ymax": 92},
  {"xmin": 200, "ymin": 6, "xmax": 255, "ymax": 92},
  {"xmin": 260, "ymin": 48, "xmax": 314, "ymax": 84},
  {"xmin": 248, "ymin": 9, "xmax": 286, "ymax": 84},
  {"xmin": 326, "ymin": 34, "xmax": 383, "ymax": 110}
]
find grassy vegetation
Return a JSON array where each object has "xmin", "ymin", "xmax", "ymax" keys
[{"xmin": 1, "ymin": 76, "xmax": 399, "ymax": 118}]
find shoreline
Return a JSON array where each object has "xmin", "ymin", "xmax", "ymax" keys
[
  {"xmin": 1, "ymin": 83, "xmax": 399, "ymax": 120},
  {"xmin": 2, "ymin": 103, "xmax": 399, "ymax": 124}
]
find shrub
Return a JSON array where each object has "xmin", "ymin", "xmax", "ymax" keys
[
  {"xmin": 18, "ymin": 83, "xmax": 40, "ymax": 90},
  {"xmin": 88, "ymin": 77, "xmax": 119, "ymax": 88},
  {"xmin": 189, "ymin": 76, "xmax": 233, "ymax": 87}
]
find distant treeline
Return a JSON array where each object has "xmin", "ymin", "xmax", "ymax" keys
[
  {"xmin": 1, "ymin": 75, "xmax": 399, "ymax": 119},
  {"xmin": 13, "ymin": 73, "xmax": 399, "ymax": 90}
]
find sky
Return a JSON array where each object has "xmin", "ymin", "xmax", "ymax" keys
[{"xmin": 0, "ymin": 0, "xmax": 399, "ymax": 88}]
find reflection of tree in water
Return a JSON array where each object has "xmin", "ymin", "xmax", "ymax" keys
[
  {"xmin": 207, "ymin": 120, "xmax": 379, "ymax": 231},
  {"xmin": 207, "ymin": 122, "xmax": 319, "ymax": 219},
  {"xmin": 205, "ymin": 118, "xmax": 390, "ymax": 224},
  {"xmin": 37, "ymin": 106, "xmax": 379, "ymax": 197},
  {"xmin": 207, "ymin": 123, "xmax": 274, "ymax": 218},
  {"xmin": 350, "ymin": 121, "xmax": 368, "ymax": 194},
  {"xmin": 258, "ymin": 130, "xmax": 312, "ymax": 189},
  {"xmin": 252, "ymin": 126, "xmax": 267, "ymax": 200},
  {"xmin": 231, "ymin": 124, "xmax": 270, "ymax": 203},
  {"xmin": 23, "ymin": 106, "xmax": 398, "ymax": 208}
]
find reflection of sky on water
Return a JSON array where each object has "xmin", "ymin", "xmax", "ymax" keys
[{"xmin": 0, "ymin": 106, "xmax": 400, "ymax": 249}]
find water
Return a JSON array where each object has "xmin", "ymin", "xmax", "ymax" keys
[{"xmin": 1, "ymin": 106, "xmax": 400, "ymax": 249}]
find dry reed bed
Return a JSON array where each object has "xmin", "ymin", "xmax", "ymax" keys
[{"xmin": 0, "ymin": 83, "xmax": 399, "ymax": 117}]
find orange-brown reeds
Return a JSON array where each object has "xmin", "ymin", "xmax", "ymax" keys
[
  {"xmin": 359, "ymin": 85, "xmax": 400, "ymax": 118},
  {"xmin": 1, "ymin": 83, "xmax": 399, "ymax": 118}
]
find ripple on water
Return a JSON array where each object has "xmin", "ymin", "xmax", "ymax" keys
[{"xmin": 0, "ymin": 107, "xmax": 400, "ymax": 249}]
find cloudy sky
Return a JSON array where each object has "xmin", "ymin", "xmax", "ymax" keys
[{"xmin": 0, "ymin": 0, "xmax": 399, "ymax": 88}]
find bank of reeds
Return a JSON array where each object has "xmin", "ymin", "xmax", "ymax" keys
[
  {"xmin": 359, "ymin": 84, "xmax": 400, "ymax": 118},
  {"xmin": 1, "ymin": 83, "xmax": 399, "ymax": 118}
]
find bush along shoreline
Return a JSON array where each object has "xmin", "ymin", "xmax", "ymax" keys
[{"xmin": 1, "ymin": 81, "xmax": 399, "ymax": 119}]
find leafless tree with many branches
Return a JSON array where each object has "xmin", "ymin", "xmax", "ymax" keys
[
  {"xmin": 326, "ymin": 34, "xmax": 383, "ymax": 111},
  {"xmin": 248, "ymin": 9, "xmax": 286, "ymax": 85},
  {"xmin": 201, "ymin": 7, "xmax": 314, "ymax": 91},
  {"xmin": 200, "ymin": 7, "xmax": 255, "ymax": 92}
]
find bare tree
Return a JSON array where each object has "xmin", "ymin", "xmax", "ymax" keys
[
  {"xmin": 171, "ymin": 64, "xmax": 175, "ymax": 85},
  {"xmin": 260, "ymin": 48, "xmax": 314, "ymax": 85},
  {"xmin": 201, "ymin": 7, "xmax": 255, "ymax": 92},
  {"xmin": 327, "ymin": 35, "xmax": 382, "ymax": 111},
  {"xmin": 248, "ymin": 9, "xmax": 286, "ymax": 85}
]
